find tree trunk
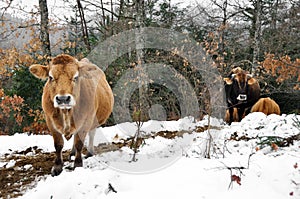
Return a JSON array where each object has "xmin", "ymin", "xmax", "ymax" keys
[
  {"xmin": 135, "ymin": 0, "xmax": 149, "ymax": 121},
  {"xmin": 118, "ymin": 0, "xmax": 124, "ymax": 20},
  {"xmin": 77, "ymin": 0, "xmax": 91, "ymax": 51},
  {"xmin": 252, "ymin": 0, "xmax": 262, "ymax": 74},
  {"xmin": 100, "ymin": 0, "xmax": 106, "ymax": 25},
  {"xmin": 220, "ymin": 0, "xmax": 228, "ymax": 55},
  {"xmin": 39, "ymin": 0, "xmax": 51, "ymax": 60}
]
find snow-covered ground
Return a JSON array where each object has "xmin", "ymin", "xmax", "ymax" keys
[{"xmin": 1, "ymin": 112, "xmax": 299, "ymax": 199}]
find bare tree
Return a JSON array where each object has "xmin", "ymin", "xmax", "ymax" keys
[{"xmin": 131, "ymin": 0, "xmax": 150, "ymax": 161}]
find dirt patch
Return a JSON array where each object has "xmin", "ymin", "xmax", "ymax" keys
[
  {"xmin": 0, "ymin": 144, "xmax": 125, "ymax": 198},
  {"xmin": 0, "ymin": 147, "xmax": 69, "ymax": 198},
  {"xmin": 0, "ymin": 127, "xmax": 215, "ymax": 198}
]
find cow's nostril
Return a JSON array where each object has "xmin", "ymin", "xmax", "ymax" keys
[
  {"xmin": 56, "ymin": 96, "xmax": 62, "ymax": 104},
  {"xmin": 66, "ymin": 96, "xmax": 71, "ymax": 103},
  {"xmin": 56, "ymin": 95, "xmax": 71, "ymax": 105}
]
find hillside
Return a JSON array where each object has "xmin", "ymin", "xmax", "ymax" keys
[{"xmin": 0, "ymin": 112, "xmax": 299, "ymax": 199}]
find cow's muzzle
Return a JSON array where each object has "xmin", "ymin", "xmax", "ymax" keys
[
  {"xmin": 236, "ymin": 94, "xmax": 247, "ymax": 101},
  {"xmin": 54, "ymin": 94, "xmax": 76, "ymax": 109}
]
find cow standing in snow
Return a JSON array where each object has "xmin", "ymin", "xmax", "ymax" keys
[
  {"xmin": 224, "ymin": 67, "xmax": 260, "ymax": 124},
  {"xmin": 30, "ymin": 54, "xmax": 114, "ymax": 176}
]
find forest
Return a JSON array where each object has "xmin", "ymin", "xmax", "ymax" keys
[{"xmin": 0, "ymin": 0, "xmax": 299, "ymax": 135}]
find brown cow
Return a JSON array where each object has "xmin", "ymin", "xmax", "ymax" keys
[
  {"xmin": 30, "ymin": 54, "xmax": 114, "ymax": 176},
  {"xmin": 251, "ymin": 97, "xmax": 280, "ymax": 115}
]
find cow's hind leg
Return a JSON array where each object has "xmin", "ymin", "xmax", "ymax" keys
[
  {"xmin": 69, "ymin": 137, "xmax": 76, "ymax": 160},
  {"xmin": 86, "ymin": 129, "xmax": 96, "ymax": 158},
  {"xmin": 51, "ymin": 132, "xmax": 64, "ymax": 176}
]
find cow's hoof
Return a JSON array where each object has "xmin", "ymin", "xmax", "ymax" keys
[
  {"xmin": 68, "ymin": 154, "xmax": 74, "ymax": 161},
  {"xmin": 85, "ymin": 152, "xmax": 94, "ymax": 159},
  {"xmin": 74, "ymin": 158, "xmax": 83, "ymax": 168},
  {"xmin": 51, "ymin": 164, "xmax": 63, "ymax": 176},
  {"xmin": 69, "ymin": 151, "xmax": 75, "ymax": 160}
]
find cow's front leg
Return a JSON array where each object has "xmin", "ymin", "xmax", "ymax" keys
[
  {"xmin": 237, "ymin": 108, "xmax": 245, "ymax": 122},
  {"xmin": 73, "ymin": 132, "xmax": 87, "ymax": 168},
  {"xmin": 51, "ymin": 131, "xmax": 64, "ymax": 176},
  {"xmin": 228, "ymin": 107, "xmax": 234, "ymax": 124}
]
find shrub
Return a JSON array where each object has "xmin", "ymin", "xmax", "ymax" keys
[{"xmin": 0, "ymin": 89, "xmax": 25, "ymax": 135}]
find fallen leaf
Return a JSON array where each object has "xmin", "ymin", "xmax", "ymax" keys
[
  {"xmin": 231, "ymin": 175, "xmax": 241, "ymax": 185},
  {"xmin": 293, "ymin": 163, "xmax": 298, "ymax": 169}
]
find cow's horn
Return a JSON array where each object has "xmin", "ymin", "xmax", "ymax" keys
[{"xmin": 231, "ymin": 74, "xmax": 236, "ymax": 79}]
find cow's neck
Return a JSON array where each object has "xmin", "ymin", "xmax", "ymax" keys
[
  {"xmin": 60, "ymin": 109, "xmax": 70, "ymax": 131},
  {"xmin": 58, "ymin": 108, "xmax": 75, "ymax": 140}
]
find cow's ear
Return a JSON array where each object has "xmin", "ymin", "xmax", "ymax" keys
[
  {"xmin": 78, "ymin": 59, "xmax": 98, "ymax": 78},
  {"xmin": 247, "ymin": 77, "xmax": 257, "ymax": 85},
  {"xmin": 247, "ymin": 74, "xmax": 257, "ymax": 85},
  {"xmin": 223, "ymin": 77, "xmax": 233, "ymax": 85},
  {"xmin": 29, "ymin": 64, "xmax": 49, "ymax": 80}
]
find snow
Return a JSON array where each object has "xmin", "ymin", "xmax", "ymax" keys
[
  {"xmin": 98, "ymin": 116, "xmax": 196, "ymax": 144},
  {"xmin": 6, "ymin": 159, "xmax": 16, "ymax": 168},
  {"xmin": 0, "ymin": 112, "xmax": 299, "ymax": 199},
  {"xmin": 23, "ymin": 165, "xmax": 32, "ymax": 170},
  {"xmin": 0, "ymin": 134, "xmax": 73, "ymax": 155}
]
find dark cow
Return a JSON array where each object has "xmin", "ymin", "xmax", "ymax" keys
[
  {"xmin": 224, "ymin": 67, "xmax": 260, "ymax": 124},
  {"xmin": 224, "ymin": 108, "xmax": 239, "ymax": 123}
]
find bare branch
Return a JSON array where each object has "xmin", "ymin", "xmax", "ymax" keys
[
  {"xmin": 1, "ymin": 0, "xmax": 13, "ymax": 20},
  {"xmin": 81, "ymin": 0, "xmax": 120, "ymax": 19}
]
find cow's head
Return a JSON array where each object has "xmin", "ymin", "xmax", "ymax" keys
[
  {"xmin": 224, "ymin": 69, "xmax": 254, "ymax": 105},
  {"xmin": 30, "ymin": 54, "xmax": 94, "ymax": 110}
]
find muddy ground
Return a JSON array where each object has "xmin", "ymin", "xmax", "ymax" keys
[
  {"xmin": 0, "ymin": 126, "xmax": 213, "ymax": 199},
  {"xmin": 2, "ymin": 125, "xmax": 298, "ymax": 198}
]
